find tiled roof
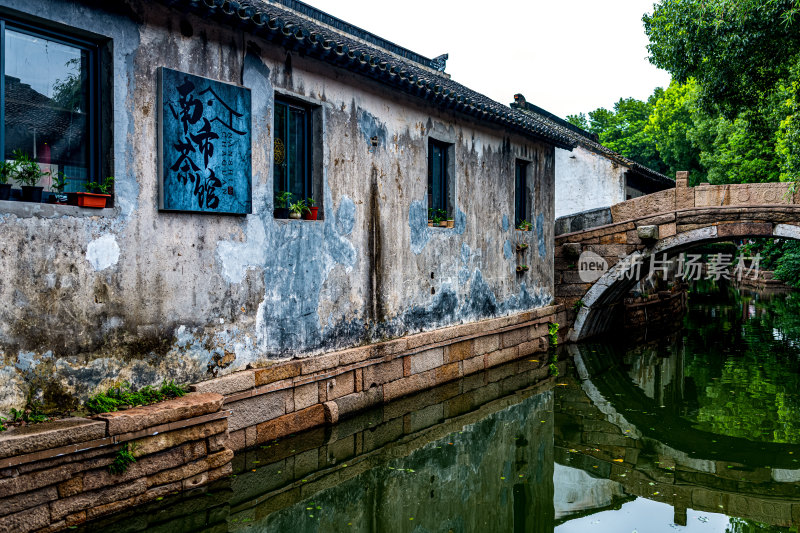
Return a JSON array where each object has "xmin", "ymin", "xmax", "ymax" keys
[
  {"xmin": 154, "ymin": 0, "xmax": 577, "ymax": 150},
  {"xmin": 511, "ymin": 95, "xmax": 674, "ymax": 188}
]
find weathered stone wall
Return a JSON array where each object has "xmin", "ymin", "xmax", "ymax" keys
[
  {"xmin": 0, "ymin": 0, "xmax": 556, "ymax": 414},
  {"xmin": 555, "ymin": 145, "xmax": 626, "ymax": 219},
  {"xmin": 0, "ymin": 393, "xmax": 232, "ymax": 533}
]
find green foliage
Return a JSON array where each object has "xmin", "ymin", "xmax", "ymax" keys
[
  {"xmin": 548, "ymin": 323, "xmax": 559, "ymax": 348},
  {"xmin": 517, "ymin": 220, "xmax": 532, "ymax": 231},
  {"xmin": 109, "ymin": 442, "xmax": 138, "ymax": 475},
  {"xmin": 571, "ymin": 300, "xmax": 586, "ymax": 312},
  {"xmin": 85, "ymin": 176, "xmax": 114, "ymax": 195},
  {"xmin": 0, "ymin": 159, "xmax": 18, "ymax": 185},
  {"xmin": 12, "ymin": 150, "xmax": 46, "ymax": 187},
  {"xmin": 85, "ymin": 380, "xmax": 189, "ymax": 415},
  {"xmin": 10, "ymin": 401, "xmax": 49, "ymax": 425},
  {"xmin": 51, "ymin": 172, "xmax": 69, "ymax": 193},
  {"xmin": 548, "ymin": 363, "xmax": 559, "ymax": 377},
  {"xmin": 739, "ymin": 238, "xmax": 800, "ymax": 287},
  {"xmin": 581, "ymin": 93, "xmax": 669, "ymax": 174},
  {"xmin": 428, "ymin": 208, "xmax": 447, "ymax": 224},
  {"xmin": 643, "ymin": 0, "xmax": 800, "ymax": 116},
  {"xmin": 275, "ymin": 191, "xmax": 292, "ymax": 208},
  {"xmin": 646, "ymin": 79, "xmax": 706, "ymax": 181},
  {"xmin": 0, "ymin": 416, "xmax": 6, "ymax": 432},
  {"xmin": 289, "ymin": 199, "xmax": 308, "ymax": 215},
  {"xmin": 565, "ymin": 112, "xmax": 589, "ymax": 130}
]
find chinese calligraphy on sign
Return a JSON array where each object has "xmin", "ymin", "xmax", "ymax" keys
[{"xmin": 158, "ymin": 68, "xmax": 251, "ymax": 214}]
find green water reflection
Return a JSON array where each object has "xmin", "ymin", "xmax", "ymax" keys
[
  {"xmin": 683, "ymin": 281, "xmax": 800, "ymax": 444},
  {"xmin": 82, "ymin": 282, "xmax": 800, "ymax": 532}
]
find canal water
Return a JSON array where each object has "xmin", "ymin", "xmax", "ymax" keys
[{"xmin": 83, "ymin": 281, "xmax": 800, "ymax": 532}]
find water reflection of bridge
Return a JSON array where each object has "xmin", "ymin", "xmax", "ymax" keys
[{"xmin": 556, "ymin": 344, "xmax": 800, "ymax": 528}]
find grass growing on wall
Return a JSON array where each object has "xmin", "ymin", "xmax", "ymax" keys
[{"xmin": 85, "ymin": 381, "xmax": 189, "ymax": 415}]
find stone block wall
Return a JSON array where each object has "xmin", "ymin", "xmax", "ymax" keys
[
  {"xmin": 0, "ymin": 393, "xmax": 232, "ymax": 533},
  {"xmin": 83, "ymin": 354, "xmax": 563, "ymax": 531},
  {"xmin": 191, "ymin": 306, "xmax": 567, "ymax": 451}
]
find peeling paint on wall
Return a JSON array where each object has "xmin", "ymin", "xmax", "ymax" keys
[{"xmin": 86, "ymin": 234, "xmax": 121, "ymax": 271}]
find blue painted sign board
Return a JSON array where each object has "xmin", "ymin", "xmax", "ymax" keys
[{"xmin": 158, "ymin": 67, "xmax": 252, "ymax": 214}]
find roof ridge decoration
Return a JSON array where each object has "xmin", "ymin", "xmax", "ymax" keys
[{"xmin": 156, "ymin": 0, "xmax": 576, "ymax": 149}]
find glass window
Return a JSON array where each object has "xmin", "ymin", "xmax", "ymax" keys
[
  {"xmin": 0, "ymin": 19, "xmax": 99, "ymax": 196},
  {"xmin": 428, "ymin": 138, "xmax": 452, "ymax": 219},
  {"xmin": 273, "ymin": 98, "xmax": 312, "ymax": 210},
  {"xmin": 515, "ymin": 159, "xmax": 529, "ymax": 227}
]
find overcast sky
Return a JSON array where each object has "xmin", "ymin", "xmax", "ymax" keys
[{"xmin": 307, "ymin": 0, "xmax": 672, "ymax": 119}]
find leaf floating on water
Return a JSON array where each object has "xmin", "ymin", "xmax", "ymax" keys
[
  {"xmin": 500, "ymin": 476, "xmax": 506, "ymax": 480},
  {"xmin": 613, "ymin": 459, "xmax": 624, "ymax": 462},
  {"xmin": 648, "ymin": 482, "xmax": 655, "ymax": 486}
]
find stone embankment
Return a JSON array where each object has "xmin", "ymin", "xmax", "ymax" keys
[{"xmin": 0, "ymin": 393, "xmax": 232, "ymax": 532}]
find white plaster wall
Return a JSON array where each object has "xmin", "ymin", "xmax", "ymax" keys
[{"xmin": 555, "ymin": 146, "xmax": 626, "ymax": 218}]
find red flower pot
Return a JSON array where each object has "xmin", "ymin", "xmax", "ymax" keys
[
  {"xmin": 302, "ymin": 206, "xmax": 319, "ymax": 220},
  {"xmin": 77, "ymin": 192, "xmax": 110, "ymax": 208}
]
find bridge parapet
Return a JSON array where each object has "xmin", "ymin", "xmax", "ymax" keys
[{"xmin": 556, "ymin": 172, "xmax": 798, "ymax": 237}]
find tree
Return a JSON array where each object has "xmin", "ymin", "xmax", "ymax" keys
[
  {"xmin": 646, "ymin": 79, "xmax": 706, "ymax": 181},
  {"xmin": 643, "ymin": 0, "xmax": 800, "ymax": 117},
  {"xmin": 572, "ymin": 94, "xmax": 668, "ymax": 174}
]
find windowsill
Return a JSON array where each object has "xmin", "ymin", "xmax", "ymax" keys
[
  {"xmin": 273, "ymin": 218, "xmax": 324, "ymax": 223},
  {"xmin": 0, "ymin": 199, "xmax": 117, "ymax": 219}
]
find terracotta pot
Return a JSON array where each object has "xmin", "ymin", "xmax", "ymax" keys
[
  {"xmin": 439, "ymin": 220, "xmax": 448, "ymax": 227},
  {"xmin": 303, "ymin": 206, "xmax": 319, "ymax": 220},
  {"xmin": 446, "ymin": 220, "xmax": 455, "ymax": 228},
  {"xmin": 77, "ymin": 192, "xmax": 110, "ymax": 208}
]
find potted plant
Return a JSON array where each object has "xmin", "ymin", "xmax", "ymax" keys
[
  {"xmin": 517, "ymin": 220, "xmax": 533, "ymax": 232},
  {"xmin": 13, "ymin": 150, "xmax": 46, "ymax": 203},
  {"xmin": 49, "ymin": 172, "xmax": 69, "ymax": 204},
  {"xmin": 446, "ymin": 217, "xmax": 455, "ymax": 228},
  {"xmin": 429, "ymin": 207, "xmax": 445, "ymax": 227},
  {"xmin": 516, "ymin": 264, "xmax": 529, "ymax": 273},
  {"xmin": 289, "ymin": 199, "xmax": 306, "ymax": 219},
  {"xmin": 516, "ymin": 243, "xmax": 529, "ymax": 252},
  {"xmin": 0, "ymin": 159, "xmax": 18, "ymax": 201},
  {"xmin": 303, "ymin": 197, "xmax": 319, "ymax": 220},
  {"xmin": 274, "ymin": 191, "xmax": 292, "ymax": 219},
  {"xmin": 78, "ymin": 176, "xmax": 114, "ymax": 208},
  {"xmin": 436, "ymin": 209, "xmax": 448, "ymax": 227}
]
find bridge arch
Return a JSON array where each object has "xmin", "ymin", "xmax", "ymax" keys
[{"xmin": 562, "ymin": 218, "xmax": 800, "ymax": 341}]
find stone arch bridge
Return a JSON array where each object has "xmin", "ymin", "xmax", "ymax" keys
[{"xmin": 554, "ymin": 172, "xmax": 800, "ymax": 341}]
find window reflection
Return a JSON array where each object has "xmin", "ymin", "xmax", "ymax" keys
[{"xmin": 4, "ymin": 29, "xmax": 90, "ymax": 192}]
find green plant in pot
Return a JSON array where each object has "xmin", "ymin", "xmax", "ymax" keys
[
  {"xmin": 78, "ymin": 176, "xmax": 114, "ymax": 208},
  {"xmin": 303, "ymin": 197, "xmax": 319, "ymax": 220},
  {"xmin": 0, "ymin": 159, "xmax": 18, "ymax": 201},
  {"xmin": 13, "ymin": 150, "xmax": 46, "ymax": 203},
  {"xmin": 289, "ymin": 199, "xmax": 306, "ymax": 219},
  {"xmin": 50, "ymin": 172, "xmax": 69, "ymax": 204},
  {"xmin": 274, "ymin": 191, "xmax": 292, "ymax": 219}
]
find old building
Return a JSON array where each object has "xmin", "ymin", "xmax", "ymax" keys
[
  {"xmin": 511, "ymin": 95, "xmax": 673, "ymax": 219},
  {"xmin": 0, "ymin": 0, "xmax": 575, "ymax": 415}
]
